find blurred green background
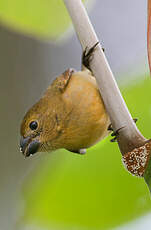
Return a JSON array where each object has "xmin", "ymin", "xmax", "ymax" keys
[{"xmin": 0, "ymin": 0, "xmax": 150, "ymax": 230}]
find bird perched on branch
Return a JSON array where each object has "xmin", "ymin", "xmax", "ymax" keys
[{"xmin": 20, "ymin": 43, "xmax": 110, "ymax": 157}]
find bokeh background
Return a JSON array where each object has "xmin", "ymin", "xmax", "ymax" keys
[{"xmin": 0, "ymin": 0, "xmax": 151, "ymax": 229}]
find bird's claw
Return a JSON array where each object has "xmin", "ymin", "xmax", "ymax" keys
[
  {"xmin": 82, "ymin": 42, "xmax": 104, "ymax": 71},
  {"xmin": 108, "ymin": 118, "xmax": 138, "ymax": 142}
]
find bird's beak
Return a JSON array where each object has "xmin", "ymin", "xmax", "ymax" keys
[{"xmin": 20, "ymin": 136, "xmax": 40, "ymax": 157}]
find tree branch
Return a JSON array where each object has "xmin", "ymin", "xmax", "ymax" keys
[
  {"xmin": 63, "ymin": 0, "xmax": 146, "ymax": 152},
  {"xmin": 63, "ymin": 0, "xmax": 151, "ymax": 184}
]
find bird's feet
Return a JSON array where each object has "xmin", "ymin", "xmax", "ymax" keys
[
  {"xmin": 108, "ymin": 125, "xmax": 124, "ymax": 142},
  {"xmin": 82, "ymin": 42, "xmax": 104, "ymax": 71},
  {"xmin": 108, "ymin": 118, "xmax": 138, "ymax": 142}
]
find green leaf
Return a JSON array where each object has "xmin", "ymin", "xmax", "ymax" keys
[
  {"xmin": 0, "ymin": 0, "xmax": 88, "ymax": 39},
  {"xmin": 20, "ymin": 76, "xmax": 151, "ymax": 229}
]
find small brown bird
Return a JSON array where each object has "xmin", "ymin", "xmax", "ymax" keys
[{"xmin": 20, "ymin": 44, "xmax": 110, "ymax": 157}]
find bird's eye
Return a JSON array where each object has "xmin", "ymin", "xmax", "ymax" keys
[{"xmin": 29, "ymin": 121, "xmax": 38, "ymax": 130}]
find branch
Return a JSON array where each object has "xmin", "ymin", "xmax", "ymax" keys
[{"xmin": 63, "ymin": 0, "xmax": 151, "ymax": 182}]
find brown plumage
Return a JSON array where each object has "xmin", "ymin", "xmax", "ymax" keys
[{"xmin": 20, "ymin": 45, "xmax": 110, "ymax": 157}]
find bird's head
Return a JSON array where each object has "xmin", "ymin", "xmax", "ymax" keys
[{"xmin": 20, "ymin": 87, "xmax": 64, "ymax": 157}]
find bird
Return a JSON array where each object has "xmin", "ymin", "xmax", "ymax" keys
[{"xmin": 20, "ymin": 43, "xmax": 110, "ymax": 157}]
